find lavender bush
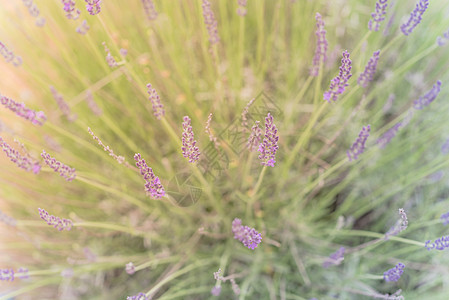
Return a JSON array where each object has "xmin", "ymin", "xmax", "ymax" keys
[{"xmin": 1, "ymin": 1, "xmax": 449, "ymax": 299}]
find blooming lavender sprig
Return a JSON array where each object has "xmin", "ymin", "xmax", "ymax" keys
[
  {"xmin": 347, "ymin": 125, "xmax": 370, "ymax": 161},
  {"xmin": 310, "ymin": 12, "xmax": 328, "ymax": 77},
  {"xmin": 147, "ymin": 83, "xmax": 165, "ymax": 120},
  {"xmin": 413, "ymin": 80, "xmax": 442, "ymax": 109},
  {"xmin": 384, "ymin": 263, "xmax": 405, "ymax": 282},
  {"xmin": 134, "ymin": 153, "xmax": 165, "ymax": 199},
  {"xmin": 0, "ymin": 268, "xmax": 28, "ymax": 281},
  {"xmin": 0, "ymin": 137, "xmax": 41, "ymax": 174},
  {"xmin": 247, "ymin": 121, "xmax": 262, "ymax": 152},
  {"xmin": 38, "ymin": 208, "xmax": 73, "ymax": 231},
  {"xmin": 322, "ymin": 247, "xmax": 345, "ymax": 268},
  {"xmin": 358, "ymin": 50, "xmax": 380, "ymax": 88},
  {"xmin": 368, "ymin": 0, "xmax": 389, "ymax": 32},
  {"xmin": 440, "ymin": 212, "xmax": 449, "ymax": 225},
  {"xmin": 0, "ymin": 41, "xmax": 23, "ymax": 66},
  {"xmin": 181, "ymin": 116, "xmax": 201, "ymax": 163},
  {"xmin": 377, "ymin": 122, "xmax": 402, "ymax": 149},
  {"xmin": 127, "ymin": 293, "xmax": 148, "ymax": 300},
  {"xmin": 142, "ymin": 0, "xmax": 157, "ymax": 21},
  {"xmin": 400, "ymin": 0, "xmax": 429, "ymax": 36},
  {"xmin": 76, "ymin": 20, "xmax": 90, "ymax": 35},
  {"xmin": 232, "ymin": 218, "xmax": 262, "ymax": 249},
  {"xmin": 258, "ymin": 113, "xmax": 279, "ymax": 167},
  {"xmin": 61, "ymin": 0, "xmax": 80, "ymax": 20},
  {"xmin": 425, "ymin": 235, "xmax": 449, "ymax": 250},
  {"xmin": 102, "ymin": 42, "xmax": 118, "ymax": 68},
  {"xmin": 1, "ymin": 94, "xmax": 47, "ymax": 125},
  {"xmin": 437, "ymin": 28, "xmax": 449, "ymax": 46},
  {"xmin": 323, "ymin": 50, "xmax": 352, "ymax": 102},
  {"xmin": 85, "ymin": 0, "xmax": 101, "ymax": 15},
  {"xmin": 41, "ymin": 150, "xmax": 76, "ymax": 181},
  {"xmin": 202, "ymin": 0, "xmax": 220, "ymax": 45},
  {"xmin": 50, "ymin": 86, "xmax": 77, "ymax": 121},
  {"xmin": 237, "ymin": 0, "xmax": 247, "ymax": 17}
]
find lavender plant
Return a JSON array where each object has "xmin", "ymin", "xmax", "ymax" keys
[{"xmin": 1, "ymin": 1, "xmax": 449, "ymax": 299}]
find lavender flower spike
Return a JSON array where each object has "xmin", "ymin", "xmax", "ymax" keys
[
  {"xmin": 347, "ymin": 125, "xmax": 370, "ymax": 161},
  {"xmin": 141, "ymin": 0, "xmax": 157, "ymax": 21},
  {"xmin": 258, "ymin": 113, "xmax": 279, "ymax": 167},
  {"xmin": 85, "ymin": 0, "xmax": 101, "ymax": 15},
  {"xmin": 322, "ymin": 247, "xmax": 345, "ymax": 268},
  {"xmin": 400, "ymin": 0, "xmax": 429, "ymax": 36},
  {"xmin": 38, "ymin": 208, "xmax": 73, "ymax": 231},
  {"xmin": 61, "ymin": 0, "xmax": 80, "ymax": 20},
  {"xmin": 247, "ymin": 121, "xmax": 262, "ymax": 152},
  {"xmin": 181, "ymin": 116, "xmax": 201, "ymax": 163},
  {"xmin": 0, "ymin": 94, "xmax": 47, "ymax": 125},
  {"xmin": 377, "ymin": 122, "xmax": 402, "ymax": 149},
  {"xmin": 147, "ymin": 83, "xmax": 165, "ymax": 120},
  {"xmin": 383, "ymin": 263, "xmax": 405, "ymax": 282},
  {"xmin": 358, "ymin": 50, "xmax": 380, "ymax": 88},
  {"xmin": 127, "ymin": 293, "xmax": 148, "ymax": 300},
  {"xmin": 310, "ymin": 12, "xmax": 328, "ymax": 76},
  {"xmin": 413, "ymin": 80, "xmax": 442, "ymax": 110},
  {"xmin": 134, "ymin": 153, "xmax": 165, "ymax": 199},
  {"xmin": 102, "ymin": 42, "xmax": 117, "ymax": 68},
  {"xmin": 441, "ymin": 212, "xmax": 449, "ymax": 225},
  {"xmin": 232, "ymin": 218, "xmax": 262, "ymax": 250},
  {"xmin": 323, "ymin": 50, "xmax": 352, "ymax": 102},
  {"xmin": 41, "ymin": 150, "xmax": 76, "ymax": 181},
  {"xmin": 202, "ymin": 0, "xmax": 220, "ymax": 45},
  {"xmin": 425, "ymin": 235, "xmax": 449, "ymax": 250},
  {"xmin": 368, "ymin": 0, "xmax": 389, "ymax": 32},
  {"xmin": 437, "ymin": 28, "xmax": 449, "ymax": 46},
  {"xmin": 0, "ymin": 137, "xmax": 41, "ymax": 174}
]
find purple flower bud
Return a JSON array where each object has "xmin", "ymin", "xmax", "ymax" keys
[
  {"xmin": 0, "ymin": 268, "xmax": 14, "ymax": 282},
  {"xmin": 76, "ymin": 20, "xmax": 90, "ymax": 35},
  {"xmin": 368, "ymin": 0, "xmax": 389, "ymax": 32},
  {"xmin": 358, "ymin": 50, "xmax": 380, "ymax": 88},
  {"xmin": 134, "ymin": 153, "xmax": 165, "ymax": 199},
  {"xmin": 61, "ymin": 0, "xmax": 80, "ymax": 20},
  {"xmin": 38, "ymin": 208, "xmax": 73, "ymax": 231},
  {"xmin": 231, "ymin": 218, "xmax": 262, "ymax": 250},
  {"xmin": 400, "ymin": 0, "xmax": 429, "ymax": 36},
  {"xmin": 440, "ymin": 212, "xmax": 449, "ymax": 225},
  {"xmin": 181, "ymin": 116, "xmax": 201, "ymax": 163},
  {"xmin": 0, "ymin": 137, "xmax": 41, "ymax": 174},
  {"xmin": 202, "ymin": 0, "xmax": 220, "ymax": 45},
  {"xmin": 147, "ymin": 83, "xmax": 165, "ymax": 120},
  {"xmin": 127, "ymin": 292, "xmax": 148, "ymax": 300},
  {"xmin": 141, "ymin": 0, "xmax": 157, "ymax": 21},
  {"xmin": 41, "ymin": 149, "xmax": 76, "ymax": 181},
  {"xmin": 85, "ymin": 0, "xmax": 101, "ymax": 15},
  {"xmin": 85, "ymin": 90, "xmax": 102, "ymax": 116},
  {"xmin": 324, "ymin": 50, "xmax": 352, "ymax": 102},
  {"xmin": 437, "ymin": 28, "xmax": 449, "ymax": 46},
  {"xmin": 347, "ymin": 125, "xmax": 370, "ymax": 161},
  {"xmin": 0, "ymin": 94, "xmax": 46, "ymax": 125},
  {"xmin": 247, "ymin": 121, "xmax": 262, "ymax": 152},
  {"xmin": 413, "ymin": 80, "xmax": 442, "ymax": 110},
  {"xmin": 258, "ymin": 113, "xmax": 279, "ymax": 167},
  {"xmin": 383, "ymin": 263, "xmax": 405, "ymax": 282},
  {"xmin": 310, "ymin": 12, "xmax": 328, "ymax": 77},
  {"xmin": 126, "ymin": 262, "xmax": 136, "ymax": 275},
  {"xmin": 322, "ymin": 247, "xmax": 345, "ymax": 268}
]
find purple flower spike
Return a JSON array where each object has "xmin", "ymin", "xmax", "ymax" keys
[
  {"xmin": 347, "ymin": 125, "xmax": 370, "ymax": 161},
  {"xmin": 0, "ymin": 268, "xmax": 14, "ymax": 281},
  {"xmin": 0, "ymin": 137, "xmax": 41, "ymax": 174},
  {"xmin": 232, "ymin": 218, "xmax": 262, "ymax": 250},
  {"xmin": 141, "ymin": 0, "xmax": 157, "ymax": 20},
  {"xmin": 61, "ymin": 0, "xmax": 80, "ymax": 20},
  {"xmin": 237, "ymin": 0, "xmax": 247, "ymax": 17},
  {"xmin": 384, "ymin": 263, "xmax": 405, "ymax": 282},
  {"xmin": 50, "ymin": 86, "xmax": 77, "ymax": 121},
  {"xmin": 41, "ymin": 150, "xmax": 76, "ymax": 181},
  {"xmin": 202, "ymin": 0, "xmax": 220, "ymax": 45},
  {"xmin": 310, "ymin": 12, "xmax": 328, "ymax": 77},
  {"xmin": 127, "ymin": 293, "xmax": 148, "ymax": 300},
  {"xmin": 358, "ymin": 50, "xmax": 380, "ymax": 88},
  {"xmin": 147, "ymin": 83, "xmax": 165, "ymax": 120},
  {"xmin": 0, "ymin": 94, "xmax": 47, "ymax": 126},
  {"xmin": 211, "ymin": 286, "xmax": 221, "ymax": 296},
  {"xmin": 440, "ymin": 212, "xmax": 449, "ymax": 225},
  {"xmin": 38, "ymin": 208, "xmax": 73, "ymax": 231},
  {"xmin": 134, "ymin": 153, "xmax": 165, "ymax": 199},
  {"xmin": 182, "ymin": 116, "xmax": 201, "ymax": 163},
  {"xmin": 247, "ymin": 121, "xmax": 262, "ymax": 152},
  {"xmin": 413, "ymin": 80, "xmax": 442, "ymax": 110},
  {"xmin": 368, "ymin": 0, "xmax": 389, "ymax": 32},
  {"xmin": 85, "ymin": 0, "xmax": 101, "ymax": 15},
  {"xmin": 324, "ymin": 50, "xmax": 352, "ymax": 102},
  {"xmin": 401, "ymin": 0, "xmax": 429, "ymax": 36},
  {"xmin": 258, "ymin": 113, "xmax": 279, "ymax": 167},
  {"xmin": 102, "ymin": 42, "xmax": 117, "ymax": 68},
  {"xmin": 377, "ymin": 122, "xmax": 402, "ymax": 149},
  {"xmin": 322, "ymin": 247, "xmax": 345, "ymax": 268},
  {"xmin": 76, "ymin": 20, "xmax": 90, "ymax": 35},
  {"xmin": 425, "ymin": 235, "xmax": 449, "ymax": 250},
  {"xmin": 437, "ymin": 28, "xmax": 449, "ymax": 46}
]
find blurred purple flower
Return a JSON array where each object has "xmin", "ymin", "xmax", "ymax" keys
[
  {"xmin": 85, "ymin": 0, "xmax": 101, "ymax": 15},
  {"xmin": 237, "ymin": 0, "xmax": 247, "ymax": 16},
  {"xmin": 368, "ymin": 0, "xmax": 389, "ymax": 32},
  {"xmin": 85, "ymin": 90, "xmax": 102, "ymax": 116},
  {"xmin": 50, "ymin": 86, "xmax": 77, "ymax": 121},
  {"xmin": 232, "ymin": 218, "xmax": 262, "ymax": 250},
  {"xmin": 322, "ymin": 247, "xmax": 345, "ymax": 268},
  {"xmin": 0, "ymin": 137, "xmax": 41, "ymax": 174},
  {"xmin": 126, "ymin": 262, "xmax": 136, "ymax": 275},
  {"xmin": 202, "ymin": 0, "xmax": 220, "ymax": 45},
  {"xmin": 377, "ymin": 122, "xmax": 402, "ymax": 149},
  {"xmin": 441, "ymin": 139, "xmax": 449, "ymax": 154},
  {"xmin": 142, "ymin": 0, "xmax": 157, "ymax": 21},
  {"xmin": 147, "ymin": 83, "xmax": 165, "ymax": 120},
  {"xmin": 258, "ymin": 113, "xmax": 279, "ymax": 167},
  {"xmin": 437, "ymin": 28, "xmax": 449, "ymax": 46},
  {"xmin": 61, "ymin": 0, "xmax": 80, "ymax": 20},
  {"xmin": 358, "ymin": 50, "xmax": 380, "ymax": 88},
  {"xmin": 0, "ymin": 210, "xmax": 17, "ymax": 227},
  {"xmin": 0, "ymin": 268, "xmax": 14, "ymax": 281},
  {"xmin": 310, "ymin": 12, "xmax": 327, "ymax": 77},
  {"xmin": 400, "ymin": 0, "xmax": 429, "ymax": 36},
  {"xmin": 182, "ymin": 116, "xmax": 200, "ymax": 163},
  {"xmin": 41, "ymin": 150, "xmax": 76, "ymax": 181},
  {"xmin": 134, "ymin": 153, "xmax": 165, "ymax": 199},
  {"xmin": 385, "ymin": 208, "xmax": 408, "ymax": 240},
  {"xmin": 211, "ymin": 286, "xmax": 221, "ymax": 296},
  {"xmin": 0, "ymin": 94, "xmax": 46, "ymax": 125},
  {"xmin": 76, "ymin": 20, "xmax": 90, "ymax": 35},
  {"xmin": 347, "ymin": 125, "xmax": 370, "ymax": 161},
  {"xmin": 413, "ymin": 80, "xmax": 442, "ymax": 109},
  {"xmin": 384, "ymin": 263, "xmax": 405, "ymax": 282},
  {"xmin": 425, "ymin": 235, "xmax": 449, "ymax": 250},
  {"xmin": 0, "ymin": 41, "xmax": 22, "ymax": 66},
  {"xmin": 38, "ymin": 208, "xmax": 73, "ymax": 231},
  {"xmin": 102, "ymin": 42, "xmax": 118, "ymax": 68},
  {"xmin": 440, "ymin": 212, "xmax": 449, "ymax": 225},
  {"xmin": 127, "ymin": 293, "xmax": 148, "ymax": 300},
  {"xmin": 324, "ymin": 50, "xmax": 352, "ymax": 102},
  {"xmin": 247, "ymin": 121, "xmax": 262, "ymax": 152}
]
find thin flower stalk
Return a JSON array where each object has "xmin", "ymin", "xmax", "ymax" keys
[
  {"xmin": 41, "ymin": 150, "xmax": 76, "ymax": 181},
  {"xmin": 0, "ymin": 210, "xmax": 17, "ymax": 227},
  {"xmin": 385, "ymin": 208, "xmax": 408, "ymax": 240},
  {"xmin": 85, "ymin": 90, "xmax": 102, "ymax": 116},
  {"xmin": 377, "ymin": 122, "xmax": 402, "ymax": 149},
  {"xmin": 241, "ymin": 97, "xmax": 256, "ymax": 129}
]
